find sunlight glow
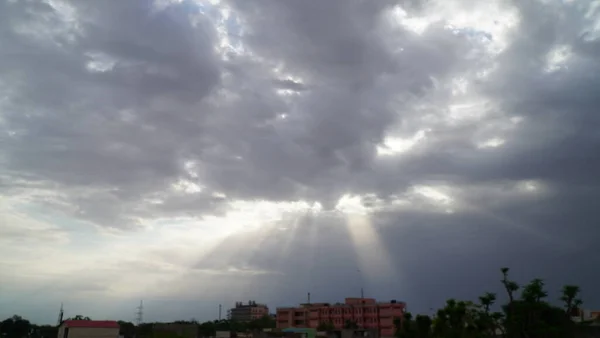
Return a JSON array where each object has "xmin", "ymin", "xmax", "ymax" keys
[
  {"xmin": 545, "ymin": 45, "xmax": 572, "ymax": 72},
  {"xmin": 335, "ymin": 194, "xmax": 370, "ymax": 215},
  {"xmin": 477, "ymin": 137, "xmax": 506, "ymax": 149},
  {"xmin": 207, "ymin": 200, "xmax": 322, "ymax": 237},
  {"xmin": 411, "ymin": 185, "xmax": 455, "ymax": 213},
  {"xmin": 387, "ymin": 6, "xmax": 434, "ymax": 35},
  {"xmin": 386, "ymin": 1, "xmax": 520, "ymax": 54},
  {"xmin": 377, "ymin": 129, "xmax": 428, "ymax": 156},
  {"xmin": 413, "ymin": 185, "xmax": 452, "ymax": 204},
  {"xmin": 447, "ymin": 100, "xmax": 489, "ymax": 123},
  {"xmin": 171, "ymin": 179, "xmax": 204, "ymax": 194},
  {"xmin": 85, "ymin": 52, "xmax": 116, "ymax": 73},
  {"xmin": 516, "ymin": 180, "xmax": 546, "ymax": 194}
]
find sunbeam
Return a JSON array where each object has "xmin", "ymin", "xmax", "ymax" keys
[{"xmin": 335, "ymin": 195, "xmax": 399, "ymax": 291}]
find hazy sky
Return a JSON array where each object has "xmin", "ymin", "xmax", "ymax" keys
[{"xmin": 2, "ymin": 0, "xmax": 600, "ymax": 325}]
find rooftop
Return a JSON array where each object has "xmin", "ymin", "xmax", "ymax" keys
[{"xmin": 62, "ymin": 320, "xmax": 120, "ymax": 329}]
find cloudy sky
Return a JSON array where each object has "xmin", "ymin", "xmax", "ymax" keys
[{"xmin": 2, "ymin": 0, "xmax": 600, "ymax": 325}]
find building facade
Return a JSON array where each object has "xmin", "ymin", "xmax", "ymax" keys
[
  {"xmin": 275, "ymin": 298, "xmax": 406, "ymax": 338},
  {"xmin": 229, "ymin": 301, "xmax": 270, "ymax": 322},
  {"xmin": 57, "ymin": 320, "xmax": 120, "ymax": 338}
]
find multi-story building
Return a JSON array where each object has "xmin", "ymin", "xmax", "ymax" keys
[
  {"xmin": 228, "ymin": 301, "xmax": 269, "ymax": 322},
  {"xmin": 275, "ymin": 298, "xmax": 406, "ymax": 338}
]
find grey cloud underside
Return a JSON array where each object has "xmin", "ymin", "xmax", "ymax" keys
[{"xmin": 2, "ymin": 0, "xmax": 600, "ymax": 316}]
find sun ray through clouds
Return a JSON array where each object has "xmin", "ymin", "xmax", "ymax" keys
[{"xmin": 335, "ymin": 194, "xmax": 400, "ymax": 293}]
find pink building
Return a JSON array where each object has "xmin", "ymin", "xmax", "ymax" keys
[{"xmin": 276, "ymin": 298, "xmax": 406, "ymax": 337}]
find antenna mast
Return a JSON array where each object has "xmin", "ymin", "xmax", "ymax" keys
[
  {"xmin": 57, "ymin": 303, "xmax": 64, "ymax": 326},
  {"xmin": 136, "ymin": 300, "xmax": 144, "ymax": 325}
]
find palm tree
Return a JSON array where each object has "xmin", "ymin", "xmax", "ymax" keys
[
  {"xmin": 521, "ymin": 278, "xmax": 548, "ymax": 303},
  {"xmin": 500, "ymin": 267, "xmax": 520, "ymax": 304},
  {"xmin": 478, "ymin": 292, "xmax": 496, "ymax": 313}
]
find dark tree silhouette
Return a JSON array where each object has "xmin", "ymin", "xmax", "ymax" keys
[{"xmin": 395, "ymin": 267, "xmax": 586, "ymax": 338}]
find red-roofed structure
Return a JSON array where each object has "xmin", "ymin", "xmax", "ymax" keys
[
  {"xmin": 58, "ymin": 320, "xmax": 120, "ymax": 338},
  {"xmin": 62, "ymin": 320, "xmax": 120, "ymax": 329}
]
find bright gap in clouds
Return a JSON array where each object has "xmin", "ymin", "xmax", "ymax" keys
[
  {"xmin": 386, "ymin": 0, "xmax": 520, "ymax": 54},
  {"xmin": 477, "ymin": 137, "xmax": 506, "ymax": 149},
  {"xmin": 377, "ymin": 129, "xmax": 428, "ymax": 156},
  {"xmin": 545, "ymin": 45, "xmax": 572, "ymax": 72}
]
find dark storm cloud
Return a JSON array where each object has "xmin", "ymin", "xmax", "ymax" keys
[
  {"xmin": 1, "ymin": 0, "xmax": 224, "ymax": 227},
  {"xmin": 177, "ymin": 0, "xmax": 600, "ymax": 314},
  {"xmin": 193, "ymin": 0, "xmax": 480, "ymax": 206}
]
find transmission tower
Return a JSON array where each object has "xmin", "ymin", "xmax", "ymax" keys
[
  {"xmin": 135, "ymin": 300, "xmax": 144, "ymax": 325},
  {"xmin": 56, "ymin": 303, "xmax": 64, "ymax": 326}
]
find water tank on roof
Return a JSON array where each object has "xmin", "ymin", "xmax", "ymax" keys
[{"xmin": 391, "ymin": 300, "xmax": 397, "ymax": 303}]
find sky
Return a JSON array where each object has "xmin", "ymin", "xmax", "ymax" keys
[{"xmin": 1, "ymin": 0, "xmax": 600, "ymax": 325}]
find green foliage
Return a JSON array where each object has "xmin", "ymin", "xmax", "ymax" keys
[
  {"xmin": 316, "ymin": 321, "xmax": 336, "ymax": 332},
  {"xmin": 118, "ymin": 321, "xmax": 136, "ymax": 338},
  {"xmin": 196, "ymin": 315, "xmax": 275, "ymax": 337},
  {"xmin": 0, "ymin": 315, "xmax": 31, "ymax": 338},
  {"xmin": 344, "ymin": 320, "xmax": 359, "ymax": 330},
  {"xmin": 395, "ymin": 267, "xmax": 586, "ymax": 338}
]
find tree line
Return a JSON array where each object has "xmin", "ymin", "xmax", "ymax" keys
[
  {"xmin": 394, "ymin": 267, "xmax": 598, "ymax": 338},
  {"xmin": 0, "ymin": 314, "xmax": 276, "ymax": 338},
  {"xmin": 3, "ymin": 268, "xmax": 598, "ymax": 338}
]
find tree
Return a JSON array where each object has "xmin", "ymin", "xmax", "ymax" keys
[
  {"xmin": 68, "ymin": 315, "xmax": 91, "ymax": 321},
  {"xmin": 0, "ymin": 315, "xmax": 31, "ymax": 338},
  {"xmin": 478, "ymin": 292, "xmax": 496, "ymax": 314},
  {"xmin": 118, "ymin": 321, "xmax": 136, "ymax": 338},
  {"xmin": 415, "ymin": 315, "xmax": 432, "ymax": 338},
  {"xmin": 394, "ymin": 267, "xmax": 586, "ymax": 338},
  {"xmin": 560, "ymin": 285, "xmax": 582, "ymax": 316},
  {"xmin": 500, "ymin": 267, "xmax": 519, "ymax": 304},
  {"xmin": 521, "ymin": 278, "xmax": 548, "ymax": 303},
  {"xmin": 317, "ymin": 321, "xmax": 335, "ymax": 332},
  {"xmin": 246, "ymin": 315, "xmax": 276, "ymax": 332},
  {"xmin": 344, "ymin": 320, "xmax": 359, "ymax": 330}
]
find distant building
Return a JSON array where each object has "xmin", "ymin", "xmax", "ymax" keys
[
  {"xmin": 229, "ymin": 301, "xmax": 269, "ymax": 322},
  {"xmin": 57, "ymin": 320, "xmax": 120, "ymax": 338},
  {"xmin": 276, "ymin": 298, "xmax": 406, "ymax": 338},
  {"xmin": 572, "ymin": 309, "xmax": 600, "ymax": 323}
]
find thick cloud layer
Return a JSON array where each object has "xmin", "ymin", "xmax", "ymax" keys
[{"xmin": 1, "ymin": 0, "xmax": 599, "ymax": 324}]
